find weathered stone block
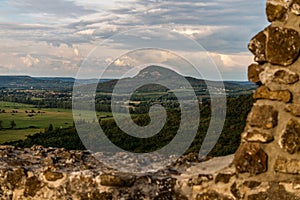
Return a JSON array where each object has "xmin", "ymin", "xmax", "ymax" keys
[
  {"xmin": 196, "ymin": 190, "xmax": 233, "ymax": 200},
  {"xmin": 43, "ymin": 170, "xmax": 64, "ymax": 182},
  {"xmin": 260, "ymin": 67, "xmax": 299, "ymax": 84},
  {"xmin": 242, "ymin": 129, "xmax": 274, "ymax": 143},
  {"xmin": 234, "ymin": 143, "xmax": 268, "ymax": 175},
  {"xmin": 249, "ymin": 26, "xmax": 300, "ymax": 66},
  {"xmin": 6, "ymin": 168, "xmax": 26, "ymax": 189},
  {"xmin": 100, "ymin": 174, "xmax": 136, "ymax": 187},
  {"xmin": 215, "ymin": 172, "xmax": 235, "ymax": 184},
  {"xmin": 247, "ymin": 182, "xmax": 300, "ymax": 200},
  {"xmin": 291, "ymin": 0, "xmax": 300, "ymax": 15},
  {"xmin": 253, "ymin": 86, "xmax": 291, "ymax": 102},
  {"xmin": 91, "ymin": 192, "xmax": 113, "ymax": 200},
  {"xmin": 248, "ymin": 63, "xmax": 264, "ymax": 83},
  {"xmin": 24, "ymin": 176, "xmax": 42, "ymax": 197},
  {"xmin": 243, "ymin": 181, "xmax": 261, "ymax": 189},
  {"xmin": 267, "ymin": 1, "xmax": 289, "ymax": 6},
  {"xmin": 285, "ymin": 104, "xmax": 300, "ymax": 117},
  {"xmin": 266, "ymin": 2, "xmax": 287, "ymax": 22},
  {"xmin": 275, "ymin": 157, "xmax": 300, "ymax": 174},
  {"xmin": 43, "ymin": 156, "xmax": 55, "ymax": 166},
  {"xmin": 266, "ymin": 26, "xmax": 300, "ymax": 66},
  {"xmin": 231, "ymin": 182, "xmax": 242, "ymax": 199},
  {"xmin": 188, "ymin": 174, "xmax": 213, "ymax": 186},
  {"xmin": 293, "ymin": 180, "xmax": 300, "ymax": 190},
  {"xmin": 279, "ymin": 119, "xmax": 300, "ymax": 154},
  {"xmin": 247, "ymin": 105, "xmax": 278, "ymax": 129},
  {"xmin": 248, "ymin": 31, "xmax": 267, "ymax": 63}
]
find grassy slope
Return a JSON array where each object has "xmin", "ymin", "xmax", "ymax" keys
[
  {"xmin": 0, "ymin": 101, "xmax": 115, "ymax": 144},
  {"xmin": 0, "ymin": 101, "xmax": 72, "ymax": 143},
  {"xmin": 0, "ymin": 101, "xmax": 73, "ymax": 128}
]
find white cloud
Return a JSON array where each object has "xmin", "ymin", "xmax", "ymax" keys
[
  {"xmin": 21, "ymin": 54, "xmax": 40, "ymax": 67},
  {"xmin": 0, "ymin": 0, "xmax": 267, "ymax": 80},
  {"xmin": 112, "ymin": 55, "xmax": 140, "ymax": 68},
  {"xmin": 114, "ymin": 58, "xmax": 130, "ymax": 67},
  {"xmin": 209, "ymin": 52, "xmax": 253, "ymax": 71},
  {"xmin": 172, "ymin": 26, "xmax": 226, "ymax": 38},
  {"xmin": 77, "ymin": 29, "xmax": 95, "ymax": 35}
]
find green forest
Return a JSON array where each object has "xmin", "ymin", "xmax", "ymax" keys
[{"xmin": 5, "ymin": 94, "xmax": 253, "ymax": 157}]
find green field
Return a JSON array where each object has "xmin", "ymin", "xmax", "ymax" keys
[
  {"xmin": 0, "ymin": 101, "xmax": 116, "ymax": 144},
  {"xmin": 0, "ymin": 101, "xmax": 33, "ymax": 108},
  {"xmin": 0, "ymin": 101, "xmax": 73, "ymax": 128},
  {"xmin": 0, "ymin": 129, "xmax": 44, "ymax": 144},
  {"xmin": 0, "ymin": 101, "xmax": 75, "ymax": 143}
]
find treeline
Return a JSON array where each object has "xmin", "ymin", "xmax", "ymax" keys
[
  {"xmin": 5, "ymin": 127, "xmax": 85, "ymax": 150},
  {"xmin": 4, "ymin": 94, "xmax": 253, "ymax": 157},
  {"xmin": 0, "ymin": 91, "xmax": 72, "ymax": 109}
]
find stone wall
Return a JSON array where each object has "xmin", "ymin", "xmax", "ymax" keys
[
  {"xmin": 0, "ymin": 145, "xmax": 237, "ymax": 200},
  {"xmin": 234, "ymin": 0, "xmax": 300, "ymax": 183},
  {"xmin": 4, "ymin": 0, "xmax": 300, "ymax": 199},
  {"xmin": 3, "ymin": 145, "xmax": 300, "ymax": 200}
]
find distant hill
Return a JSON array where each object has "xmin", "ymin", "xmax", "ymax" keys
[
  {"xmin": 0, "ymin": 76, "xmax": 112, "ymax": 90},
  {"xmin": 0, "ymin": 66, "xmax": 256, "ymax": 95},
  {"xmin": 97, "ymin": 65, "xmax": 257, "ymax": 96},
  {"xmin": 0, "ymin": 76, "xmax": 71, "ymax": 90},
  {"xmin": 37, "ymin": 77, "xmax": 112, "ymax": 84}
]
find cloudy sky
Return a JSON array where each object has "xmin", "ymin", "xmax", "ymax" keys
[{"xmin": 0, "ymin": 0, "xmax": 268, "ymax": 80}]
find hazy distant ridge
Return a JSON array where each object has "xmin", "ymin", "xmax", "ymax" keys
[{"xmin": 0, "ymin": 66, "xmax": 256, "ymax": 92}]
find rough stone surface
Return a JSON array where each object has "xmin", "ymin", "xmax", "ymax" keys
[
  {"xmin": 248, "ymin": 31, "xmax": 267, "ymax": 63},
  {"xmin": 43, "ymin": 170, "xmax": 64, "ymax": 182},
  {"xmin": 291, "ymin": 0, "xmax": 300, "ymax": 15},
  {"xmin": 266, "ymin": 2, "xmax": 287, "ymax": 22},
  {"xmin": 2, "ymin": 146, "xmax": 300, "ymax": 199},
  {"xmin": 247, "ymin": 182, "xmax": 300, "ymax": 200},
  {"xmin": 234, "ymin": 143, "xmax": 268, "ymax": 175},
  {"xmin": 215, "ymin": 172, "xmax": 235, "ymax": 184},
  {"xmin": 243, "ymin": 181, "xmax": 262, "ymax": 189},
  {"xmin": 4, "ymin": 1, "xmax": 300, "ymax": 199},
  {"xmin": 0, "ymin": 146, "xmax": 193, "ymax": 199},
  {"xmin": 248, "ymin": 63, "xmax": 264, "ymax": 83},
  {"xmin": 235, "ymin": 0, "xmax": 300, "ymax": 197},
  {"xmin": 231, "ymin": 182, "xmax": 242, "ymax": 199},
  {"xmin": 100, "ymin": 174, "xmax": 136, "ymax": 187},
  {"xmin": 253, "ymin": 86, "xmax": 291, "ymax": 102},
  {"xmin": 293, "ymin": 180, "xmax": 300, "ymax": 190},
  {"xmin": 279, "ymin": 119, "xmax": 300, "ymax": 154},
  {"xmin": 196, "ymin": 190, "xmax": 233, "ymax": 200},
  {"xmin": 188, "ymin": 174, "xmax": 213, "ymax": 186},
  {"xmin": 266, "ymin": 26, "xmax": 300, "ymax": 66},
  {"xmin": 285, "ymin": 103, "xmax": 300, "ymax": 117},
  {"xmin": 275, "ymin": 157, "xmax": 300, "ymax": 174},
  {"xmin": 260, "ymin": 67, "xmax": 299, "ymax": 84},
  {"xmin": 24, "ymin": 176, "xmax": 42, "ymax": 197},
  {"xmin": 6, "ymin": 167, "xmax": 26, "ymax": 189},
  {"xmin": 248, "ymin": 26, "xmax": 300, "ymax": 66},
  {"xmin": 242, "ymin": 128, "xmax": 274, "ymax": 143},
  {"xmin": 247, "ymin": 105, "xmax": 278, "ymax": 129}
]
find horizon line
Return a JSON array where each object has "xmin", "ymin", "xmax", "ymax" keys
[{"xmin": 0, "ymin": 74, "xmax": 250, "ymax": 82}]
